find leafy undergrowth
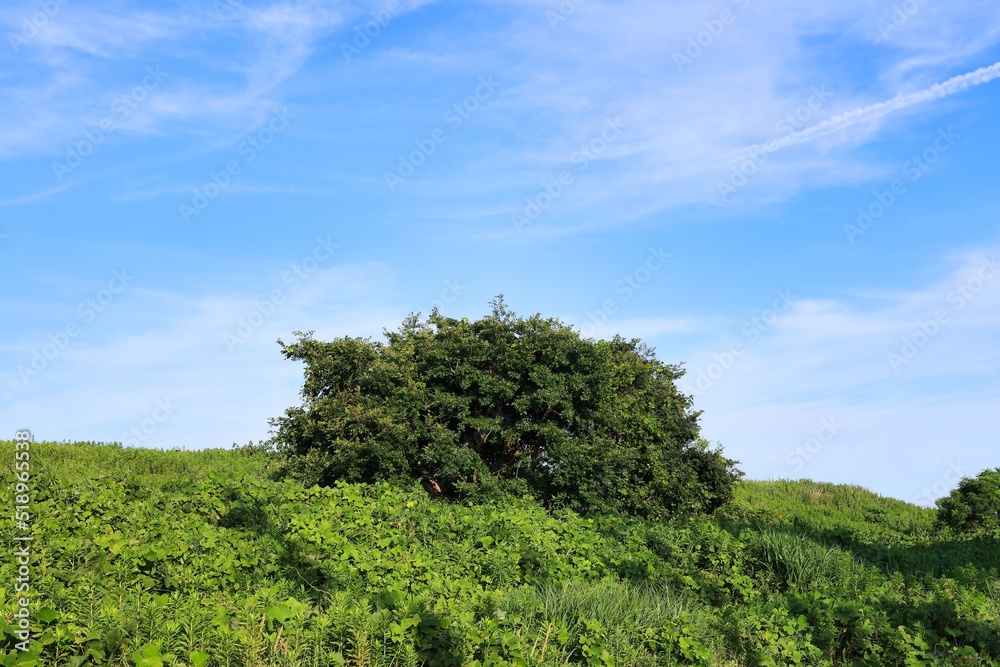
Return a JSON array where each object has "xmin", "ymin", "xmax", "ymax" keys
[{"xmin": 2, "ymin": 442, "xmax": 999, "ymax": 666}]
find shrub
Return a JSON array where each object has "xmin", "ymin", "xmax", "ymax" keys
[
  {"xmin": 270, "ymin": 297, "xmax": 742, "ymax": 518},
  {"xmin": 936, "ymin": 467, "xmax": 1000, "ymax": 533}
]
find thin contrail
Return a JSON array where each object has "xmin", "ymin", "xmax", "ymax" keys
[{"xmin": 729, "ymin": 60, "xmax": 1000, "ymax": 161}]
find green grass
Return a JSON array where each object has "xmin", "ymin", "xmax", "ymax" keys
[
  {"xmin": 2, "ymin": 442, "xmax": 999, "ymax": 666},
  {"xmin": 730, "ymin": 479, "xmax": 935, "ymax": 534}
]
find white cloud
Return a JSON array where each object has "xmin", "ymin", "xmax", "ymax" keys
[
  {"xmin": 389, "ymin": 0, "xmax": 1000, "ymax": 235},
  {"xmin": 0, "ymin": 0, "xmax": 423, "ymax": 161},
  {"xmin": 0, "ymin": 260, "xmax": 404, "ymax": 449},
  {"xmin": 730, "ymin": 60, "xmax": 1000, "ymax": 160},
  {"xmin": 5, "ymin": 0, "xmax": 1000, "ymax": 219},
  {"xmin": 675, "ymin": 249, "xmax": 1000, "ymax": 503}
]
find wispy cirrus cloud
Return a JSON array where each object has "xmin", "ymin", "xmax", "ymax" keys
[
  {"xmin": 0, "ymin": 0, "xmax": 420, "ymax": 160},
  {"xmin": 367, "ymin": 0, "xmax": 1000, "ymax": 236}
]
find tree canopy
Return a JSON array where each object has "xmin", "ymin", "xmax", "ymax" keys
[
  {"xmin": 936, "ymin": 467, "xmax": 1000, "ymax": 533},
  {"xmin": 271, "ymin": 297, "xmax": 741, "ymax": 519}
]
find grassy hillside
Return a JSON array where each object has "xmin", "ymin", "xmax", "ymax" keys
[{"xmin": 2, "ymin": 442, "xmax": 999, "ymax": 666}]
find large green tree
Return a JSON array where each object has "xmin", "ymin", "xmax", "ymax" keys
[
  {"xmin": 271, "ymin": 297, "xmax": 741, "ymax": 518},
  {"xmin": 936, "ymin": 468, "xmax": 1000, "ymax": 533}
]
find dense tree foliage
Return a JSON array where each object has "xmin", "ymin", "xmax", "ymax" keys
[
  {"xmin": 271, "ymin": 297, "xmax": 741, "ymax": 518},
  {"xmin": 936, "ymin": 467, "xmax": 1000, "ymax": 533}
]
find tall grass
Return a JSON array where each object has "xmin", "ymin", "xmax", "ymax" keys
[
  {"xmin": 750, "ymin": 527, "xmax": 857, "ymax": 589},
  {"xmin": 502, "ymin": 579, "xmax": 721, "ymax": 666}
]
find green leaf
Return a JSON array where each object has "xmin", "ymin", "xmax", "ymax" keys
[
  {"xmin": 104, "ymin": 629, "xmax": 123, "ymax": 650},
  {"xmin": 263, "ymin": 604, "xmax": 292, "ymax": 623},
  {"xmin": 132, "ymin": 643, "xmax": 164, "ymax": 667},
  {"xmin": 33, "ymin": 608, "xmax": 58, "ymax": 623}
]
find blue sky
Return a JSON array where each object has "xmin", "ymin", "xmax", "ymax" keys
[{"xmin": 3, "ymin": 0, "xmax": 999, "ymax": 505}]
